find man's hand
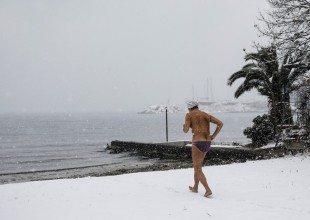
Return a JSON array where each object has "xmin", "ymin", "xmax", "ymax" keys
[{"xmin": 210, "ymin": 135, "xmax": 215, "ymax": 140}]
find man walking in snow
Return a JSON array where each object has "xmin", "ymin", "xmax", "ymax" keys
[{"xmin": 183, "ymin": 101, "xmax": 223, "ymax": 197}]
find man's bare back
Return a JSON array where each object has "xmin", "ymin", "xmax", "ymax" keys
[{"xmin": 183, "ymin": 109, "xmax": 223, "ymax": 142}]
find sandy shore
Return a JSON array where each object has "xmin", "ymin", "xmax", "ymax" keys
[
  {"xmin": 0, "ymin": 151, "xmax": 253, "ymax": 185},
  {"xmin": 0, "ymin": 159, "xmax": 193, "ymax": 185}
]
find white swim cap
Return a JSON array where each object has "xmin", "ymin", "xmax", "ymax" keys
[{"xmin": 186, "ymin": 100, "xmax": 199, "ymax": 109}]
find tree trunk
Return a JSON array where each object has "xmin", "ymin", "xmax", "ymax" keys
[{"xmin": 281, "ymin": 92, "xmax": 293, "ymax": 125}]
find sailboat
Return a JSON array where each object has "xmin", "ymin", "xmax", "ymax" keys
[
  {"xmin": 196, "ymin": 78, "xmax": 216, "ymax": 106},
  {"xmin": 198, "ymin": 98, "xmax": 216, "ymax": 106}
]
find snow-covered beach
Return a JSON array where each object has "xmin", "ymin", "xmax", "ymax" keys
[{"xmin": 1, "ymin": 154, "xmax": 309, "ymax": 220}]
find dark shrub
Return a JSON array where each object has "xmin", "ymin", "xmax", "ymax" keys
[{"xmin": 244, "ymin": 114, "xmax": 275, "ymax": 147}]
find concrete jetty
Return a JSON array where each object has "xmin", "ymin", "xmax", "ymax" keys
[{"xmin": 108, "ymin": 140, "xmax": 288, "ymax": 164}]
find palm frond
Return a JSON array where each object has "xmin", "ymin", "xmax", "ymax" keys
[
  {"xmin": 234, "ymin": 80, "xmax": 261, "ymax": 98},
  {"xmin": 227, "ymin": 70, "xmax": 247, "ymax": 86}
]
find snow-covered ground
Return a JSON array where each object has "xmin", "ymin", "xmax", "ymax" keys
[{"xmin": 1, "ymin": 155, "xmax": 309, "ymax": 220}]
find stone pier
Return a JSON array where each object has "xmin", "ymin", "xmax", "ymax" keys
[{"xmin": 108, "ymin": 140, "xmax": 288, "ymax": 164}]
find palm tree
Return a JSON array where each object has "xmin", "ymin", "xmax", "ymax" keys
[{"xmin": 227, "ymin": 46, "xmax": 309, "ymax": 130}]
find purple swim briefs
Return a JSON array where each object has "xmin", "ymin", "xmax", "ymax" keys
[{"xmin": 193, "ymin": 141, "xmax": 211, "ymax": 153}]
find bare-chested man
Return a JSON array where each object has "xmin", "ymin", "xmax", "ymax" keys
[{"xmin": 183, "ymin": 101, "xmax": 223, "ymax": 198}]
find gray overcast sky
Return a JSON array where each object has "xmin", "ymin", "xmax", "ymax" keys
[{"xmin": 0, "ymin": 0, "xmax": 270, "ymax": 113}]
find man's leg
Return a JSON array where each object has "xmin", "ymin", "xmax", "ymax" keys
[
  {"xmin": 191, "ymin": 146, "xmax": 212, "ymax": 197},
  {"xmin": 189, "ymin": 146, "xmax": 200, "ymax": 192}
]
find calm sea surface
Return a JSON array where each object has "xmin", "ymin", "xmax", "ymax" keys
[{"xmin": 0, "ymin": 112, "xmax": 263, "ymax": 175}]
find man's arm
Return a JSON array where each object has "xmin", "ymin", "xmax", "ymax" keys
[
  {"xmin": 209, "ymin": 116, "xmax": 223, "ymax": 140},
  {"xmin": 183, "ymin": 113, "xmax": 191, "ymax": 133}
]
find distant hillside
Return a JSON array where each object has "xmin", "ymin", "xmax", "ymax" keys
[
  {"xmin": 138, "ymin": 105, "xmax": 183, "ymax": 114},
  {"xmin": 199, "ymin": 100, "xmax": 268, "ymax": 113},
  {"xmin": 139, "ymin": 100, "xmax": 267, "ymax": 114}
]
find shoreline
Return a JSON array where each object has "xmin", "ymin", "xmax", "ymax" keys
[
  {"xmin": 0, "ymin": 159, "xmax": 193, "ymax": 185},
  {"xmin": 0, "ymin": 153, "xmax": 244, "ymax": 185},
  {"xmin": 2, "ymin": 140, "xmax": 308, "ymax": 185},
  {"xmin": 1, "ymin": 151, "xmax": 306, "ymax": 185},
  {"xmin": 0, "ymin": 150, "xmax": 282, "ymax": 185}
]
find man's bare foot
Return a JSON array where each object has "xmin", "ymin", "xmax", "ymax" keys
[
  {"xmin": 204, "ymin": 190, "xmax": 213, "ymax": 198},
  {"xmin": 189, "ymin": 186, "xmax": 198, "ymax": 193}
]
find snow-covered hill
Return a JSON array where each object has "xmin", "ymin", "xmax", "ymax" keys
[
  {"xmin": 138, "ymin": 105, "xmax": 183, "ymax": 114},
  {"xmin": 139, "ymin": 100, "xmax": 267, "ymax": 114},
  {"xmin": 199, "ymin": 100, "xmax": 268, "ymax": 113}
]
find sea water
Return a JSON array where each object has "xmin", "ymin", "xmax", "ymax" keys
[{"xmin": 0, "ymin": 112, "xmax": 263, "ymax": 175}]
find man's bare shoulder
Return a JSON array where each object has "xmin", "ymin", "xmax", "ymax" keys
[
  {"xmin": 198, "ymin": 110, "xmax": 210, "ymax": 116},
  {"xmin": 198, "ymin": 110, "xmax": 212, "ymax": 120}
]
